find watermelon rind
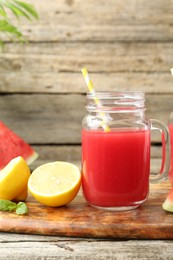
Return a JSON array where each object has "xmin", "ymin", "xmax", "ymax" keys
[
  {"xmin": 162, "ymin": 199, "xmax": 173, "ymax": 212},
  {"xmin": 0, "ymin": 121, "xmax": 39, "ymax": 169},
  {"xmin": 26, "ymin": 151, "xmax": 39, "ymax": 166}
]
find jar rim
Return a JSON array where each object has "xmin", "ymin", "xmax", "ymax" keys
[
  {"xmin": 87, "ymin": 91, "xmax": 145, "ymax": 100},
  {"xmin": 86, "ymin": 91, "xmax": 146, "ymax": 113}
]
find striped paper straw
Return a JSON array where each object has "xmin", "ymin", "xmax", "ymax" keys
[{"xmin": 81, "ymin": 67, "xmax": 110, "ymax": 132}]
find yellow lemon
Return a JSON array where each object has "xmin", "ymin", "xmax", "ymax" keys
[
  {"xmin": 14, "ymin": 187, "xmax": 28, "ymax": 201},
  {"xmin": 0, "ymin": 156, "xmax": 31, "ymax": 200},
  {"xmin": 28, "ymin": 161, "xmax": 81, "ymax": 207}
]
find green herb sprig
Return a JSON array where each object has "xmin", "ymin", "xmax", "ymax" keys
[
  {"xmin": 0, "ymin": 199, "xmax": 28, "ymax": 215},
  {"xmin": 0, "ymin": 0, "xmax": 38, "ymax": 45}
]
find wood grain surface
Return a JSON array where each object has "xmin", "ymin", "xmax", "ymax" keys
[
  {"xmin": 0, "ymin": 0, "xmax": 172, "ymax": 154},
  {"xmin": 0, "ymin": 181, "xmax": 172, "ymax": 239},
  {"xmin": 1, "ymin": 42, "xmax": 173, "ymax": 73},
  {"xmin": 0, "ymin": 0, "xmax": 173, "ymax": 259},
  {"xmin": 0, "ymin": 71, "xmax": 173, "ymax": 94},
  {"xmin": 0, "ymin": 234, "xmax": 173, "ymax": 260},
  {"xmin": 5, "ymin": 0, "xmax": 173, "ymax": 42},
  {"xmin": 0, "ymin": 94, "xmax": 171, "ymax": 144}
]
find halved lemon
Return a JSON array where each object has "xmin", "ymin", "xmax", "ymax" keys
[
  {"xmin": 14, "ymin": 187, "xmax": 28, "ymax": 201},
  {"xmin": 28, "ymin": 161, "xmax": 81, "ymax": 207},
  {"xmin": 0, "ymin": 156, "xmax": 31, "ymax": 200}
]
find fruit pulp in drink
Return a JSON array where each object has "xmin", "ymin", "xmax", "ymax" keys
[{"xmin": 82, "ymin": 128, "xmax": 150, "ymax": 207}]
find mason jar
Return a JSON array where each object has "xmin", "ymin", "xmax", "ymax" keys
[
  {"xmin": 81, "ymin": 91, "xmax": 170, "ymax": 211},
  {"xmin": 168, "ymin": 112, "xmax": 173, "ymax": 183}
]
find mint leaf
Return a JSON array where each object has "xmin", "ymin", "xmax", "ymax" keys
[
  {"xmin": 0, "ymin": 200, "xmax": 28, "ymax": 215},
  {"xmin": 16, "ymin": 202, "xmax": 28, "ymax": 215},
  {"xmin": 0, "ymin": 199, "xmax": 17, "ymax": 212}
]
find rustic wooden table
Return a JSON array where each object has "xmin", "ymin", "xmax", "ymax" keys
[
  {"xmin": 0, "ymin": 180, "xmax": 173, "ymax": 260},
  {"xmin": 1, "ymin": 232, "xmax": 173, "ymax": 260}
]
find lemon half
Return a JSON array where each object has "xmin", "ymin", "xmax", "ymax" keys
[
  {"xmin": 28, "ymin": 161, "xmax": 81, "ymax": 207},
  {"xmin": 0, "ymin": 156, "xmax": 30, "ymax": 200}
]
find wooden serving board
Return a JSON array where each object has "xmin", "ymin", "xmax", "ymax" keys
[{"xmin": 0, "ymin": 181, "xmax": 173, "ymax": 239}]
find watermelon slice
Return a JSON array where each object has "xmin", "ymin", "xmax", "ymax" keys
[
  {"xmin": 162, "ymin": 187, "xmax": 173, "ymax": 212},
  {"xmin": 0, "ymin": 121, "xmax": 38, "ymax": 169}
]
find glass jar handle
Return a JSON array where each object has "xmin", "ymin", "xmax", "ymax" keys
[{"xmin": 150, "ymin": 119, "xmax": 170, "ymax": 183}]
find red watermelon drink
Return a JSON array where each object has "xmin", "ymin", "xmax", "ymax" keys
[
  {"xmin": 168, "ymin": 124, "xmax": 173, "ymax": 184},
  {"xmin": 81, "ymin": 90, "xmax": 170, "ymax": 211},
  {"xmin": 82, "ymin": 128, "xmax": 150, "ymax": 209}
]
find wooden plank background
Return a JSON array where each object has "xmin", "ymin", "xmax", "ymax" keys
[
  {"xmin": 0, "ymin": 0, "xmax": 173, "ymax": 165},
  {"xmin": 0, "ymin": 2, "xmax": 173, "ymax": 258}
]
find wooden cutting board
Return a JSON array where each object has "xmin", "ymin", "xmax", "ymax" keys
[{"xmin": 0, "ymin": 181, "xmax": 173, "ymax": 239}]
